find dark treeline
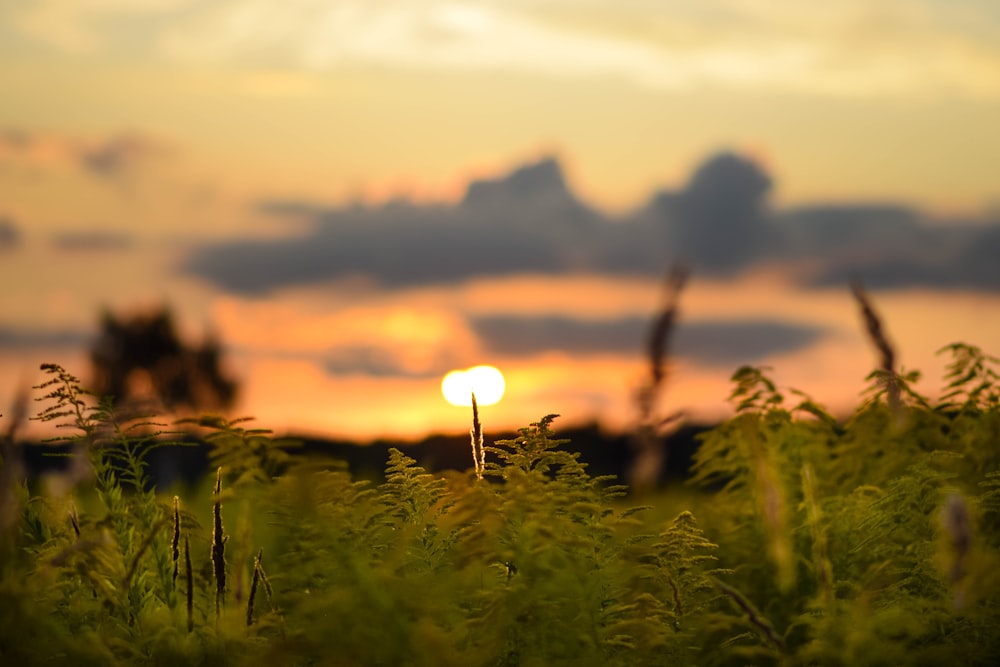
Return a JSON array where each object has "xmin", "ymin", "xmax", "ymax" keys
[{"xmin": 17, "ymin": 420, "xmax": 711, "ymax": 492}]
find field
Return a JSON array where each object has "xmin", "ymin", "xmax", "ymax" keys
[{"xmin": 2, "ymin": 339, "xmax": 999, "ymax": 665}]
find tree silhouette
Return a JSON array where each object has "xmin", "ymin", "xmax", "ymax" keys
[{"xmin": 89, "ymin": 307, "xmax": 237, "ymax": 413}]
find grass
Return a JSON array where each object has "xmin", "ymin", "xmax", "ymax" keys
[{"xmin": 1, "ymin": 288, "xmax": 999, "ymax": 665}]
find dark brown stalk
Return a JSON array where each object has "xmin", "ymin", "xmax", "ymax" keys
[
  {"xmin": 171, "ymin": 496, "xmax": 180, "ymax": 584},
  {"xmin": 667, "ymin": 575, "xmax": 683, "ymax": 624},
  {"xmin": 212, "ymin": 466, "xmax": 227, "ymax": 616},
  {"xmin": 69, "ymin": 503, "xmax": 81, "ymax": 539},
  {"xmin": 645, "ymin": 264, "xmax": 690, "ymax": 405},
  {"xmin": 942, "ymin": 492, "xmax": 972, "ymax": 610},
  {"xmin": 714, "ymin": 579, "xmax": 786, "ymax": 654},
  {"xmin": 850, "ymin": 280, "xmax": 900, "ymax": 411},
  {"xmin": 257, "ymin": 556, "xmax": 275, "ymax": 609},
  {"xmin": 184, "ymin": 536, "xmax": 193, "ymax": 632},
  {"xmin": 632, "ymin": 264, "xmax": 689, "ymax": 490},
  {"xmin": 246, "ymin": 548, "xmax": 263, "ymax": 626}
]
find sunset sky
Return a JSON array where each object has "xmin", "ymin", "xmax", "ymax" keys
[{"xmin": 1, "ymin": 1, "xmax": 999, "ymax": 441}]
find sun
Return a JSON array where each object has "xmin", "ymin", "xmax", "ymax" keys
[{"xmin": 441, "ymin": 365, "xmax": 505, "ymax": 407}]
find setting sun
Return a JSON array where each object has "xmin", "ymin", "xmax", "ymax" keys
[{"xmin": 441, "ymin": 365, "xmax": 506, "ymax": 407}]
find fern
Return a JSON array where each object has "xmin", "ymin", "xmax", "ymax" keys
[
  {"xmin": 938, "ymin": 343, "xmax": 1000, "ymax": 410},
  {"xmin": 4, "ymin": 347, "xmax": 1000, "ymax": 666}
]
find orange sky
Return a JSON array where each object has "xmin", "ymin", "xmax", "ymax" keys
[{"xmin": 1, "ymin": 1, "xmax": 999, "ymax": 441}]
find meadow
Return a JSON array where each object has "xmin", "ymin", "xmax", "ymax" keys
[{"xmin": 1, "ymin": 299, "xmax": 999, "ymax": 665}]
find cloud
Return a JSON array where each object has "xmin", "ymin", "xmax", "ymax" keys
[
  {"xmin": 647, "ymin": 152, "xmax": 773, "ymax": 272},
  {"xmin": 183, "ymin": 157, "xmax": 634, "ymax": 293},
  {"xmin": 78, "ymin": 134, "xmax": 168, "ymax": 179},
  {"xmin": 9, "ymin": 0, "xmax": 185, "ymax": 53},
  {"xmin": 770, "ymin": 205, "xmax": 998, "ymax": 290},
  {"xmin": 50, "ymin": 230, "xmax": 135, "ymax": 252},
  {"xmin": 469, "ymin": 314, "xmax": 827, "ymax": 366},
  {"xmin": 803, "ymin": 224, "xmax": 1000, "ymax": 290},
  {"xmin": 8, "ymin": 1, "xmax": 999, "ymax": 98},
  {"xmin": 0, "ymin": 218, "xmax": 20, "ymax": 251},
  {"xmin": 323, "ymin": 345, "xmax": 445, "ymax": 379},
  {"xmin": 182, "ymin": 151, "xmax": 1000, "ymax": 295},
  {"xmin": 0, "ymin": 326, "xmax": 90, "ymax": 349},
  {"xmin": 0, "ymin": 129, "xmax": 168, "ymax": 181}
]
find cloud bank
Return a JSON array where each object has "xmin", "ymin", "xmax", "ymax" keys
[
  {"xmin": 470, "ymin": 315, "xmax": 826, "ymax": 367},
  {"xmin": 183, "ymin": 151, "xmax": 1000, "ymax": 295}
]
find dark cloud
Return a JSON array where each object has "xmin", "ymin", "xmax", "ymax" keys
[
  {"xmin": 954, "ymin": 226, "xmax": 1000, "ymax": 289},
  {"xmin": 470, "ymin": 315, "xmax": 827, "ymax": 366},
  {"xmin": 784, "ymin": 209, "xmax": 997, "ymax": 289},
  {"xmin": 772, "ymin": 204, "xmax": 922, "ymax": 253},
  {"xmin": 184, "ymin": 157, "xmax": 627, "ymax": 294},
  {"xmin": 181, "ymin": 151, "xmax": 1000, "ymax": 294},
  {"xmin": 471, "ymin": 315, "xmax": 646, "ymax": 356},
  {"xmin": 675, "ymin": 320, "xmax": 826, "ymax": 366},
  {"xmin": 323, "ymin": 346, "xmax": 443, "ymax": 379},
  {"xmin": 0, "ymin": 326, "xmax": 90, "ymax": 349},
  {"xmin": 51, "ymin": 230, "xmax": 134, "ymax": 252},
  {"xmin": 0, "ymin": 218, "xmax": 20, "ymax": 250},
  {"xmin": 649, "ymin": 152, "xmax": 772, "ymax": 272}
]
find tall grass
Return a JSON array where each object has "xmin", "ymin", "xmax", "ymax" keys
[{"xmin": 0, "ymin": 288, "xmax": 998, "ymax": 665}]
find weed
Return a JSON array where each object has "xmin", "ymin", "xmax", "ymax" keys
[{"xmin": 1, "ymin": 331, "xmax": 998, "ymax": 665}]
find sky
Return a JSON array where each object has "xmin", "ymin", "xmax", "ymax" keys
[{"xmin": 1, "ymin": 0, "xmax": 999, "ymax": 441}]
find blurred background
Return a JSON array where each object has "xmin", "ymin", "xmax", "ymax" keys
[{"xmin": 1, "ymin": 0, "xmax": 999, "ymax": 445}]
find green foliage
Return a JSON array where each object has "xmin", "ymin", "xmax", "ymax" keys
[{"xmin": 2, "ymin": 346, "xmax": 1000, "ymax": 665}]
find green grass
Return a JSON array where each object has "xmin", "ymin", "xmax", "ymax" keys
[{"xmin": 1, "ymin": 344, "xmax": 999, "ymax": 666}]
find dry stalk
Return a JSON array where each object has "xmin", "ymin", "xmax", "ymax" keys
[
  {"xmin": 942, "ymin": 492, "xmax": 972, "ymax": 610},
  {"xmin": 631, "ymin": 264, "xmax": 689, "ymax": 490},
  {"xmin": 212, "ymin": 466, "xmax": 228, "ymax": 616},
  {"xmin": 851, "ymin": 280, "xmax": 900, "ymax": 412},
  {"xmin": 247, "ymin": 547, "xmax": 263, "ymax": 626},
  {"xmin": 714, "ymin": 579, "xmax": 786, "ymax": 654},
  {"xmin": 69, "ymin": 503, "xmax": 81, "ymax": 540},
  {"xmin": 184, "ymin": 535, "xmax": 194, "ymax": 632},
  {"xmin": 171, "ymin": 496, "xmax": 180, "ymax": 584},
  {"xmin": 470, "ymin": 392, "xmax": 485, "ymax": 480}
]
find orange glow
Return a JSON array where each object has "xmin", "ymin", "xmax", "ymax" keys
[{"xmin": 2, "ymin": 1, "xmax": 999, "ymax": 443}]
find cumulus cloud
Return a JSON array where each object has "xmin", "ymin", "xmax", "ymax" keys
[
  {"xmin": 184, "ymin": 157, "xmax": 626, "ymax": 293},
  {"xmin": 469, "ymin": 314, "xmax": 827, "ymax": 366},
  {"xmin": 182, "ymin": 151, "xmax": 1000, "ymax": 295},
  {"xmin": 649, "ymin": 152, "xmax": 773, "ymax": 272}
]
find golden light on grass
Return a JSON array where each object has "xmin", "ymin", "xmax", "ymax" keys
[{"xmin": 441, "ymin": 365, "xmax": 505, "ymax": 406}]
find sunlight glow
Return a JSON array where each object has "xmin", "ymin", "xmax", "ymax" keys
[{"xmin": 441, "ymin": 365, "xmax": 505, "ymax": 407}]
